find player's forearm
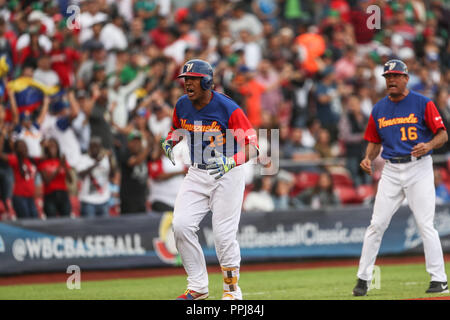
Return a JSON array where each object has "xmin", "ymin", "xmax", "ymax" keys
[
  {"xmin": 364, "ymin": 142, "xmax": 381, "ymax": 161},
  {"xmin": 428, "ymin": 129, "xmax": 448, "ymax": 150},
  {"xmin": 165, "ymin": 128, "xmax": 184, "ymax": 147}
]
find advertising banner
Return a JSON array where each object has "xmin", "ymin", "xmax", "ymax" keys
[{"xmin": 1, "ymin": 205, "xmax": 450, "ymax": 275}]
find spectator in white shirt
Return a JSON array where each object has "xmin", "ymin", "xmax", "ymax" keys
[
  {"xmin": 229, "ymin": 3, "xmax": 263, "ymax": 40},
  {"xmin": 148, "ymin": 149, "xmax": 187, "ymax": 213},
  {"xmin": 40, "ymin": 91, "xmax": 82, "ymax": 168},
  {"xmin": 147, "ymin": 89, "xmax": 172, "ymax": 138},
  {"xmin": 76, "ymin": 137, "xmax": 116, "ymax": 218},
  {"xmin": 235, "ymin": 29, "xmax": 262, "ymax": 71},
  {"xmin": 33, "ymin": 55, "xmax": 60, "ymax": 87},
  {"xmin": 16, "ymin": 22, "xmax": 52, "ymax": 54},
  {"xmin": 12, "ymin": 101, "xmax": 49, "ymax": 159},
  {"xmin": 108, "ymin": 70, "xmax": 147, "ymax": 131},
  {"xmin": 99, "ymin": 13, "xmax": 128, "ymax": 51},
  {"xmin": 243, "ymin": 175, "xmax": 275, "ymax": 212},
  {"xmin": 71, "ymin": 90, "xmax": 91, "ymax": 154},
  {"xmin": 79, "ymin": 0, "xmax": 108, "ymax": 41},
  {"xmin": 80, "ymin": 15, "xmax": 107, "ymax": 49}
]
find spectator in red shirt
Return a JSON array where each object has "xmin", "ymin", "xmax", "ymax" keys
[
  {"xmin": 49, "ymin": 33, "xmax": 81, "ymax": 89},
  {"xmin": 334, "ymin": 45, "xmax": 357, "ymax": 81},
  {"xmin": 149, "ymin": 16, "xmax": 171, "ymax": 50},
  {"xmin": 38, "ymin": 137, "xmax": 72, "ymax": 218},
  {"xmin": 18, "ymin": 27, "xmax": 47, "ymax": 68},
  {"xmin": 349, "ymin": 1, "xmax": 376, "ymax": 46},
  {"xmin": 330, "ymin": 0, "xmax": 351, "ymax": 23},
  {"xmin": 391, "ymin": 9, "xmax": 416, "ymax": 49},
  {"xmin": 0, "ymin": 133, "xmax": 38, "ymax": 219}
]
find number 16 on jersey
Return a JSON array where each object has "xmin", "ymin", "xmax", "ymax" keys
[{"xmin": 400, "ymin": 126, "xmax": 418, "ymax": 141}]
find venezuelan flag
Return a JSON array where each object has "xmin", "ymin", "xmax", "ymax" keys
[{"xmin": 4, "ymin": 77, "xmax": 59, "ymax": 121}]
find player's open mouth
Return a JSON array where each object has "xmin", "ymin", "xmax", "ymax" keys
[{"xmin": 186, "ymin": 88, "xmax": 195, "ymax": 97}]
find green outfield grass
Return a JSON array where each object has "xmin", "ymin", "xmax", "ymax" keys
[{"xmin": 1, "ymin": 262, "xmax": 449, "ymax": 300}]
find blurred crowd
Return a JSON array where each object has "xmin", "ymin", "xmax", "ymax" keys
[{"xmin": 0, "ymin": 0, "xmax": 449, "ymax": 219}]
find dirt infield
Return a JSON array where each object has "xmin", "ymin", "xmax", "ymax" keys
[{"xmin": 2, "ymin": 254, "xmax": 450, "ymax": 286}]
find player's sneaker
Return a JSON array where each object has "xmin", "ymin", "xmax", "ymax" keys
[
  {"xmin": 425, "ymin": 281, "xmax": 449, "ymax": 294},
  {"xmin": 352, "ymin": 278, "xmax": 368, "ymax": 296},
  {"xmin": 222, "ymin": 286, "xmax": 243, "ymax": 300},
  {"xmin": 176, "ymin": 289, "xmax": 209, "ymax": 300}
]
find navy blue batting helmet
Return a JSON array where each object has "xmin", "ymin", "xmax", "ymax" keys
[
  {"xmin": 177, "ymin": 59, "xmax": 213, "ymax": 90},
  {"xmin": 382, "ymin": 59, "xmax": 408, "ymax": 77}
]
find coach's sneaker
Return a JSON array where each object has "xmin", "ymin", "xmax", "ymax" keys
[
  {"xmin": 176, "ymin": 289, "xmax": 209, "ymax": 300},
  {"xmin": 352, "ymin": 278, "xmax": 368, "ymax": 296},
  {"xmin": 426, "ymin": 281, "xmax": 449, "ymax": 294}
]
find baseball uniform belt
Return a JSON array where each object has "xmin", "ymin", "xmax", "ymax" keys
[
  {"xmin": 386, "ymin": 155, "xmax": 426, "ymax": 164},
  {"xmin": 192, "ymin": 163, "xmax": 208, "ymax": 170}
]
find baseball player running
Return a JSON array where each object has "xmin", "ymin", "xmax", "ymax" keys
[
  {"xmin": 353, "ymin": 59, "xmax": 448, "ymax": 296},
  {"xmin": 160, "ymin": 59, "xmax": 259, "ymax": 300}
]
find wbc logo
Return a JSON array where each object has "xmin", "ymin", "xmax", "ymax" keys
[
  {"xmin": 387, "ymin": 62, "xmax": 396, "ymax": 70},
  {"xmin": 185, "ymin": 63, "xmax": 194, "ymax": 72}
]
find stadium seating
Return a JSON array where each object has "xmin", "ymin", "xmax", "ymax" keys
[
  {"xmin": 356, "ymin": 184, "xmax": 375, "ymax": 203},
  {"xmin": 335, "ymin": 185, "xmax": 363, "ymax": 204},
  {"xmin": 292, "ymin": 171, "xmax": 320, "ymax": 196},
  {"xmin": 331, "ymin": 172, "xmax": 354, "ymax": 187}
]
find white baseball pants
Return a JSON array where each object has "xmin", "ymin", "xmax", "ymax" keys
[
  {"xmin": 172, "ymin": 165, "xmax": 245, "ymax": 293},
  {"xmin": 357, "ymin": 156, "xmax": 447, "ymax": 282}
]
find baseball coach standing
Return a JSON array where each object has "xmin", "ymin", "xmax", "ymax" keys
[{"xmin": 353, "ymin": 59, "xmax": 448, "ymax": 296}]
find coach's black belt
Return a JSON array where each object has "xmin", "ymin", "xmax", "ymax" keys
[
  {"xmin": 386, "ymin": 155, "xmax": 424, "ymax": 164},
  {"xmin": 192, "ymin": 163, "xmax": 208, "ymax": 170}
]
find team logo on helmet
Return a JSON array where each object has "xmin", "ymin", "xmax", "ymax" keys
[
  {"xmin": 387, "ymin": 61, "xmax": 396, "ymax": 70},
  {"xmin": 383, "ymin": 59, "xmax": 408, "ymax": 76},
  {"xmin": 177, "ymin": 59, "xmax": 214, "ymax": 90},
  {"xmin": 185, "ymin": 63, "xmax": 194, "ymax": 72}
]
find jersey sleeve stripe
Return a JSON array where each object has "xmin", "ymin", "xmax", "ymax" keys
[
  {"xmin": 424, "ymin": 100, "xmax": 446, "ymax": 134},
  {"xmin": 166, "ymin": 106, "xmax": 183, "ymax": 146},
  {"xmin": 364, "ymin": 114, "xmax": 382, "ymax": 143}
]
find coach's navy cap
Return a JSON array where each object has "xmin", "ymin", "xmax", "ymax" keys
[{"xmin": 382, "ymin": 59, "xmax": 408, "ymax": 77}]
